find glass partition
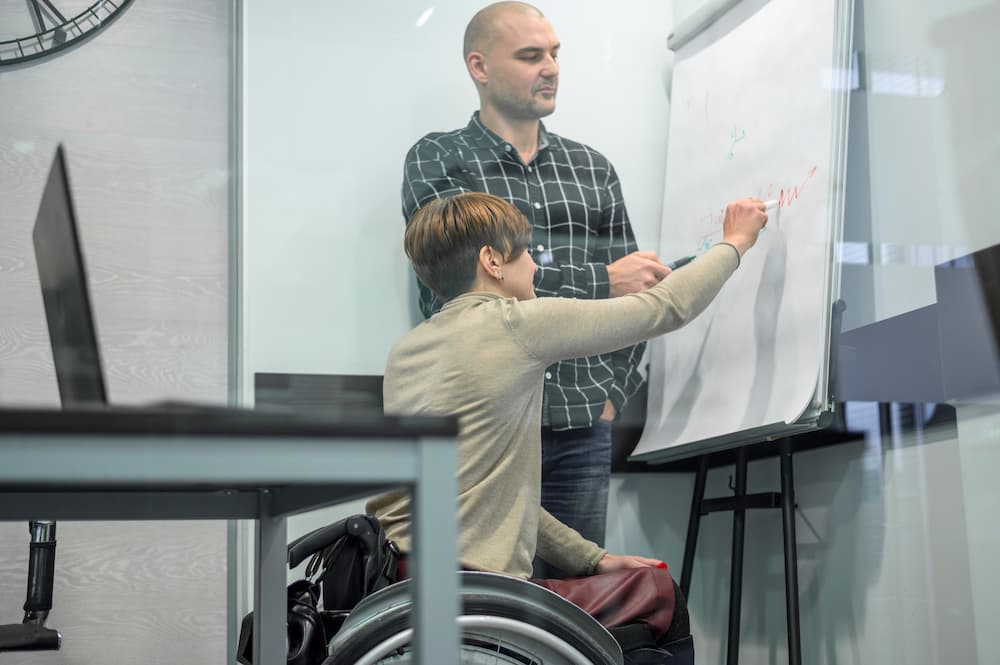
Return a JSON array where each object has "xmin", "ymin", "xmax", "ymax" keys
[{"xmin": 240, "ymin": 1, "xmax": 1000, "ymax": 663}]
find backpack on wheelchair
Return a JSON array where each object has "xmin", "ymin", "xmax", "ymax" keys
[{"xmin": 236, "ymin": 514, "xmax": 398, "ymax": 665}]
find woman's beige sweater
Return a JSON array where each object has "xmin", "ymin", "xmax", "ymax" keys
[{"xmin": 368, "ymin": 243, "xmax": 739, "ymax": 579}]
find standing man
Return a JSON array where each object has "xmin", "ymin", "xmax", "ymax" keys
[{"xmin": 402, "ymin": 1, "xmax": 668, "ymax": 577}]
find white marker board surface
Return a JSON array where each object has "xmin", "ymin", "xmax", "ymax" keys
[{"xmin": 632, "ymin": 0, "xmax": 854, "ymax": 463}]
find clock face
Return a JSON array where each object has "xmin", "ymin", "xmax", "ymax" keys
[{"xmin": 0, "ymin": 0, "xmax": 136, "ymax": 67}]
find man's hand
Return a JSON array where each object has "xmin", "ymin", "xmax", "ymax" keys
[
  {"xmin": 607, "ymin": 251, "xmax": 671, "ymax": 297},
  {"xmin": 599, "ymin": 400, "xmax": 617, "ymax": 422},
  {"xmin": 595, "ymin": 553, "xmax": 668, "ymax": 574},
  {"xmin": 721, "ymin": 198, "xmax": 769, "ymax": 256}
]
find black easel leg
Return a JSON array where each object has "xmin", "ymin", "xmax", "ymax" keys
[
  {"xmin": 780, "ymin": 440, "xmax": 802, "ymax": 665},
  {"xmin": 878, "ymin": 402, "xmax": 893, "ymax": 441},
  {"xmin": 727, "ymin": 447, "xmax": 748, "ymax": 665},
  {"xmin": 680, "ymin": 455, "xmax": 708, "ymax": 598}
]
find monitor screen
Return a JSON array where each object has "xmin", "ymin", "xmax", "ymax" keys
[{"xmin": 32, "ymin": 145, "xmax": 108, "ymax": 406}]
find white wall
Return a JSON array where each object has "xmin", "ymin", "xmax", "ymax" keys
[{"xmin": 849, "ymin": 0, "xmax": 1000, "ymax": 326}]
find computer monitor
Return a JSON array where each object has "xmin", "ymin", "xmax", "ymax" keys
[{"xmin": 32, "ymin": 145, "xmax": 108, "ymax": 406}]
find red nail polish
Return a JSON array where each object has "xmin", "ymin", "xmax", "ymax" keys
[{"xmin": 656, "ymin": 562, "xmax": 668, "ymax": 569}]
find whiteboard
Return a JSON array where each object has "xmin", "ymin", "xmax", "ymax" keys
[{"xmin": 632, "ymin": 0, "xmax": 854, "ymax": 462}]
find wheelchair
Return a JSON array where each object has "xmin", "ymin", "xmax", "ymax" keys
[
  {"xmin": 322, "ymin": 571, "xmax": 625, "ymax": 665},
  {"xmin": 239, "ymin": 514, "xmax": 692, "ymax": 665}
]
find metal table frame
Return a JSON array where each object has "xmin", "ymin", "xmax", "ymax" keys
[{"xmin": 0, "ymin": 408, "xmax": 459, "ymax": 665}]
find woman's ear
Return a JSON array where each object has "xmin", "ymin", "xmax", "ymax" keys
[
  {"xmin": 478, "ymin": 245, "xmax": 503, "ymax": 279},
  {"xmin": 478, "ymin": 245, "xmax": 494, "ymax": 272}
]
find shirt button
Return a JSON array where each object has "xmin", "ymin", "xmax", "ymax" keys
[
  {"xmin": 545, "ymin": 372, "xmax": 553, "ymax": 380},
  {"xmin": 533, "ymin": 202, "xmax": 542, "ymax": 210},
  {"xmin": 504, "ymin": 144, "xmax": 512, "ymax": 152},
  {"xmin": 536, "ymin": 244, "xmax": 545, "ymax": 252},
  {"xmin": 527, "ymin": 166, "xmax": 533, "ymax": 172}
]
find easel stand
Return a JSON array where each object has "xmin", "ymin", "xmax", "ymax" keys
[
  {"xmin": 655, "ymin": 302, "xmax": 846, "ymax": 664},
  {"xmin": 679, "ymin": 439, "xmax": 801, "ymax": 665}
]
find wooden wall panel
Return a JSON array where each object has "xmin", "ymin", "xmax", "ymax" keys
[
  {"xmin": 0, "ymin": 1, "xmax": 232, "ymax": 662},
  {"xmin": 0, "ymin": 522, "xmax": 227, "ymax": 664}
]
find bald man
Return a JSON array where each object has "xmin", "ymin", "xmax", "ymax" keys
[{"xmin": 401, "ymin": 1, "xmax": 668, "ymax": 580}]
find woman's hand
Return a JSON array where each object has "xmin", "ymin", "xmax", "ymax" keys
[{"xmin": 594, "ymin": 553, "xmax": 668, "ymax": 574}]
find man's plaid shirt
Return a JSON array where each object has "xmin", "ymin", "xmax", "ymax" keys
[{"xmin": 401, "ymin": 112, "xmax": 646, "ymax": 430}]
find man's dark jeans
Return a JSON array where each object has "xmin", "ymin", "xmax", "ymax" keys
[{"xmin": 532, "ymin": 420, "xmax": 612, "ymax": 579}]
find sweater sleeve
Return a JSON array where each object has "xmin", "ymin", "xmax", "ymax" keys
[
  {"xmin": 534, "ymin": 508, "xmax": 607, "ymax": 577},
  {"xmin": 505, "ymin": 243, "xmax": 740, "ymax": 366}
]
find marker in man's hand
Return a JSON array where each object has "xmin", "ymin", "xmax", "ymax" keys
[{"xmin": 667, "ymin": 255, "xmax": 696, "ymax": 271}]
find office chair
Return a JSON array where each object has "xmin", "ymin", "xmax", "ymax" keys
[{"xmin": 0, "ymin": 521, "xmax": 62, "ymax": 652}]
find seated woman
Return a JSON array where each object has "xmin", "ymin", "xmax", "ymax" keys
[{"xmin": 368, "ymin": 192, "xmax": 767, "ymax": 649}]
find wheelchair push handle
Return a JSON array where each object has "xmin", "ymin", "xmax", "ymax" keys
[{"xmin": 287, "ymin": 515, "xmax": 380, "ymax": 569}]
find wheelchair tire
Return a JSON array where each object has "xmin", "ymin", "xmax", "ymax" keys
[{"xmin": 324, "ymin": 572, "xmax": 623, "ymax": 665}]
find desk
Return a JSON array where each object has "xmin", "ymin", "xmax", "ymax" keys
[{"xmin": 0, "ymin": 408, "xmax": 459, "ymax": 665}]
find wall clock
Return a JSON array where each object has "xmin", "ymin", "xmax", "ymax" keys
[{"xmin": 0, "ymin": 0, "xmax": 136, "ymax": 67}]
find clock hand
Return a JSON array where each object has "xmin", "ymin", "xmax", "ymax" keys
[
  {"xmin": 38, "ymin": 0, "xmax": 69, "ymax": 24},
  {"xmin": 28, "ymin": 0, "xmax": 48, "ymax": 35},
  {"xmin": 28, "ymin": 0, "xmax": 70, "ymax": 44}
]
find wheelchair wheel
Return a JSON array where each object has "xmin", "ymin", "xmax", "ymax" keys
[{"xmin": 324, "ymin": 572, "xmax": 623, "ymax": 665}]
